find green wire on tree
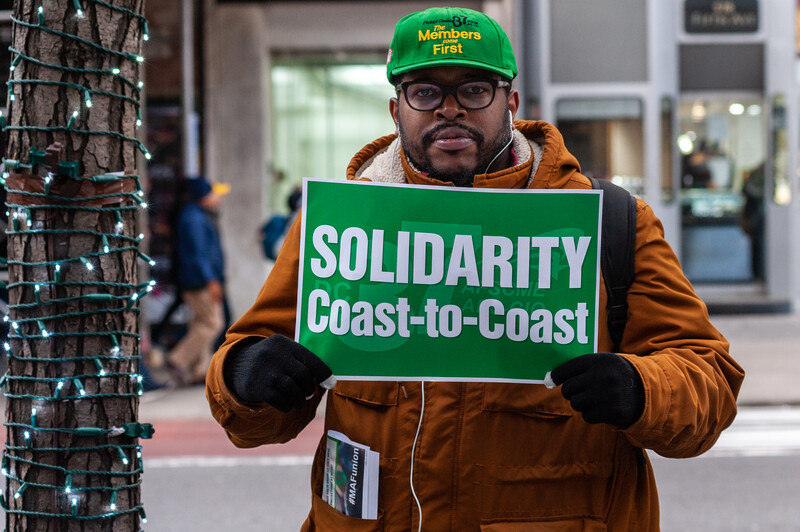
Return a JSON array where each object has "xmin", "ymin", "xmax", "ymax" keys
[{"xmin": 1, "ymin": 1, "xmax": 154, "ymax": 527}]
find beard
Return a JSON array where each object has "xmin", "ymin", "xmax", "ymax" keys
[{"xmin": 399, "ymin": 112, "xmax": 513, "ymax": 187}]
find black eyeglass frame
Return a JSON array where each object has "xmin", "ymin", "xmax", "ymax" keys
[{"xmin": 395, "ymin": 79, "xmax": 512, "ymax": 111}]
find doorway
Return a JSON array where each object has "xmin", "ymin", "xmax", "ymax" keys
[
  {"xmin": 677, "ymin": 95, "xmax": 766, "ymax": 283},
  {"xmin": 269, "ymin": 55, "xmax": 396, "ymax": 216}
]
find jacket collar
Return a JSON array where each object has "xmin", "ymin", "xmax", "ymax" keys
[{"xmin": 347, "ymin": 120, "xmax": 581, "ymax": 190}]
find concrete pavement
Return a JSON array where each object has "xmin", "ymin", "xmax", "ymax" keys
[{"xmin": 710, "ymin": 311, "xmax": 800, "ymax": 405}]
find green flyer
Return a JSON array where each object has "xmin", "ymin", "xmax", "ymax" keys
[{"xmin": 296, "ymin": 179, "xmax": 602, "ymax": 383}]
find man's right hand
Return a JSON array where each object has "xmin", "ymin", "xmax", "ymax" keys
[
  {"xmin": 223, "ymin": 335, "xmax": 335, "ymax": 412},
  {"xmin": 206, "ymin": 279, "xmax": 224, "ymax": 303}
]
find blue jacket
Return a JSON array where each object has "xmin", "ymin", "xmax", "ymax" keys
[{"xmin": 176, "ymin": 203, "xmax": 225, "ymax": 290}]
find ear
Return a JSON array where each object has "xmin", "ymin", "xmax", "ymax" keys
[
  {"xmin": 389, "ymin": 97, "xmax": 400, "ymax": 132},
  {"xmin": 507, "ymin": 90, "xmax": 520, "ymax": 120}
]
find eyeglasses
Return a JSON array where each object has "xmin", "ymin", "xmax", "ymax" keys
[{"xmin": 395, "ymin": 79, "xmax": 511, "ymax": 111}]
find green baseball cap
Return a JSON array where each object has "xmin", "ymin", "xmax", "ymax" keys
[{"xmin": 386, "ymin": 6, "xmax": 518, "ymax": 82}]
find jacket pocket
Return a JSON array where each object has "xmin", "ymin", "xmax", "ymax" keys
[
  {"xmin": 480, "ymin": 518, "xmax": 606, "ymax": 531},
  {"xmin": 333, "ymin": 381, "xmax": 399, "ymax": 407},
  {"xmin": 476, "ymin": 383, "xmax": 613, "ymax": 520},
  {"xmin": 307, "ymin": 492, "xmax": 384, "ymax": 532},
  {"xmin": 327, "ymin": 381, "xmax": 402, "ymax": 462},
  {"xmin": 481, "ymin": 382, "xmax": 573, "ymax": 417}
]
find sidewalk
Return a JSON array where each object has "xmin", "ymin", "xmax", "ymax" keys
[
  {"xmin": 139, "ymin": 310, "xmax": 800, "ymax": 428},
  {"xmin": 709, "ymin": 311, "xmax": 800, "ymax": 405}
]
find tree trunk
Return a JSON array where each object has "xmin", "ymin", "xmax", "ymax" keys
[{"xmin": 3, "ymin": 1, "xmax": 147, "ymax": 530}]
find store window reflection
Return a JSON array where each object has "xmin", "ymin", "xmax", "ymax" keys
[
  {"xmin": 678, "ymin": 97, "xmax": 766, "ymax": 282},
  {"xmin": 556, "ymin": 98, "xmax": 645, "ymax": 196},
  {"xmin": 270, "ymin": 57, "xmax": 396, "ymax": 215}
]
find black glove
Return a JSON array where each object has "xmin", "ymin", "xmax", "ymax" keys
[
  {"xmin": 550, "ymin": 352, "xmax": 644, "ymax": 429},
  {"xmin": 223, "ymin": 334, "xmax": 334, "ymax": 413}
]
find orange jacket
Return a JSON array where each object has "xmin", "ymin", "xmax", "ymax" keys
[{"xmin": 207, "ymin": 121, "xmax": 744, "ymax": 531}]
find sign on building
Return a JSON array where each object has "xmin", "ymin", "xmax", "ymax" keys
[{"xmin": 685, "ymin": 0, "xmax": 759, "ymax": 33}]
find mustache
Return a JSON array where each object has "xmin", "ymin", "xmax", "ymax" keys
[{"xmin": 421, "ymin": 123, "xmax": 484, "ymax": 146}]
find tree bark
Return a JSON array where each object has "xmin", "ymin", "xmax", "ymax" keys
[{"xmin": 4, "ymin": 1, "xmax": 146, "ymax": 530}]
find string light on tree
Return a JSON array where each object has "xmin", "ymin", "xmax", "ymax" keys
[{"xmin": 1, "ymin": 1, "xmax": 154, "ymax": 526}]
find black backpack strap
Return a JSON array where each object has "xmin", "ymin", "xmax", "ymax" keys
[{"xmin": 589, "ymin": 177, "xmax": 637, "ymax": 352}]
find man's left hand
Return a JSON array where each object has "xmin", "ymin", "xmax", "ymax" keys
[{"xmin": 550, "ymin": 353, "xmax": 645, "ymax": 429}]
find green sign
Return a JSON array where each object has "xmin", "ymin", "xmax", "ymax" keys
[{"xmin": 296, "ymin": 179, "xmax": 601, "ymax": 383}]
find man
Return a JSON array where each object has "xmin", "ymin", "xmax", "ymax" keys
[
  {"xmin": 167, "ymin": 176, "xmax": 228, "ymax": 386},
  {"xmin": 207, "ymin": 7, "xmax": 744, "ymax": 531}
]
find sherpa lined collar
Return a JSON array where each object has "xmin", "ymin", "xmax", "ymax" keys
[{"xmin": 347, "ymin": 120, "xmax": 580, "ymax": 190}]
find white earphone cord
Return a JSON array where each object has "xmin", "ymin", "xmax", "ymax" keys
[
  {"xmin": 482, "ymin": 111, "xmax": 514, "ymax": 174},
  {"xmin": 409, "ymin": 382, "xmax": 425, "ymax": 531}
]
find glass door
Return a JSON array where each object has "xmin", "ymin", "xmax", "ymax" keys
[
  {"xmin": 270, "ymin": 54, "xmax": 396, "ymax": 215},
  {"xmin": 677, "ymin": 95, "xmax": 766, "ymax": 282}
]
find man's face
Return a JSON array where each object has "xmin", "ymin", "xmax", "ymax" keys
[
  {"xmin": 390, "ymin": 66, "xmax": 519, "ymax": 186},
  {"xmin": 200, "ymin": 191, "xmax": 223, "ymax": 212}
]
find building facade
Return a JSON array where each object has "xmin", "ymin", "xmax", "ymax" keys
[{"xmin": 183, "ymin": 0, "xmax": 800, "ymax": 318}]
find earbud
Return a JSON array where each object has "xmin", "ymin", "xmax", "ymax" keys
[{"xmin": 508, "ymin": 110, "xmax": 513, "ymax": 136}]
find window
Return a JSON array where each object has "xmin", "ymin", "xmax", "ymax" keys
[{"xmin": 556, "ymin": 98, "xmax": 645, "ymax": 196}]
